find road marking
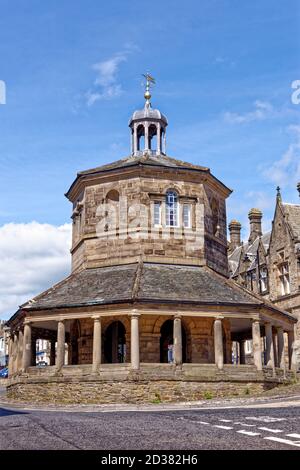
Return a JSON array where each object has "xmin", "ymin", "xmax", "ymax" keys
[
  {"xmin": 286, "ymin": 433, "xmax": 300, "ymax": 439},
  {"xmin": 237, "ymin": 430, "xmax": 260, "ymax": 436},
  {"xmin": 219, "ymin": 419, "xmax": 232, "ymax": 422},
  {"xmin": 258, "ymin": 427, "xmax": 282, "ymax": 433},
  {"xmin": 245, "ymin": 416, "xmax": 286, "ymax": 423},
  {"xmin": 264, "ymin": 437, "xmax": 300, "ymax": 448},
  {"xmin": 198, "ymin": 421, "xmax": 210, "ymax": 425},
  {"xmin": 234, "ymin": 422, "xmax": 256, "ymax": 427},
  {"xmin": 213, "ymin": 425, "xmax": 233, "ymax": 430}
]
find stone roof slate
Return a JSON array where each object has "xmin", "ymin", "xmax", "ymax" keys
[
  {"xmin": 77, "ymin": 153, "xmax": 209, "ymax": 176},
  {"xmin": 21, "ymin": 262, "xmax": 264, "ymax": 312}
]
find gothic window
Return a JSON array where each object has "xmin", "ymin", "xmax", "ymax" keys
[
  {"xmin": 278, "ymin": 262, "xmax": 290, "ymax": 296},
  {"xmin": 166, "ymin": 190, "xmax": 178, "ymax": 227},
  {"xmin": 259, "ymin": 267, "xmax": 268, "ymax": 293},
  {"xmin": 153, "ymin": 201, "xmax": 161, "ymax": 226},
  {"xmin": 246, "ymin": 270, "xmax": 256, "ymax": 291},
  {"xmin": 183, "ymin": 204, "xmax": 191, "ymax": 228}
]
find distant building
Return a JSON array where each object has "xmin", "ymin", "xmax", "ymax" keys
[{"xmin": 0, "ymin": 321, "xmax": 9, "ymax": 367}]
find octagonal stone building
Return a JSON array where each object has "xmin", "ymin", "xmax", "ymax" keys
[{"xmin": 6, "ymin": 81, "xmax": 297, "ymax": 403}]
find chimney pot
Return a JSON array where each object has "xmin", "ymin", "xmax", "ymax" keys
[
  {"xmin": 248, "ymin": 208, "xmax": 262, "ymax": 244},
  {"xmin": 228, "ymin": 219, "xmax": 242, "ymax": 251}
]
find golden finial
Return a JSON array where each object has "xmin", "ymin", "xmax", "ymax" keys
[{"xmin": 142, "ymin": 73, "xmax": 155, "ymax": 106}]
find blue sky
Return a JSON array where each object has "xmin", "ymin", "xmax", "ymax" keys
[{"xmin": 0, "ymin": 1, "xmax": 299, "ymax": 318}]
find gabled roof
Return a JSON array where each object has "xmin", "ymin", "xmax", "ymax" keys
[
  {"xmin": 282, "ymin": 203, "xmax": 300, "ymax": 240},
  {"xmin": 228, "ymin": 232, "xmax": 271, "ymax": 276}
]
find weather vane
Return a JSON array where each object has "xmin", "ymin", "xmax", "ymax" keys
[{"xmin": 142, "ymin": 72, "xmax": 155, "ymax": 105}]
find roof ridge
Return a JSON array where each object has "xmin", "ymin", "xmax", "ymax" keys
[{"xmin": 131, "ymin": 261, "xmax": 143, "ymax": 301}]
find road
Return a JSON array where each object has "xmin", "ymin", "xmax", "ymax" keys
[{"xmin": 0, "ymin": 399, "xmax": 300, "ymax": 450}]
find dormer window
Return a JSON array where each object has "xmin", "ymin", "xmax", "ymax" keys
[{"xmin": 166, "ymin": 190, "xmax": 178, "ymax": 227}]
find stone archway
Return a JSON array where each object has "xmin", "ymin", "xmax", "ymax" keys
[{"xmin": 104, "ymin": 321, "xmax": 126, "ymax": 363}]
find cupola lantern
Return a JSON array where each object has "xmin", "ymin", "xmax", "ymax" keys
[{"xmin": 129, "ymin": 73, "xmax": 168, "ymax": 156}]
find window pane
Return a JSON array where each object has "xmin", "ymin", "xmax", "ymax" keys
[{"xmin": 166, "ymin": 191, "xmax": 178, "ymax": 227}]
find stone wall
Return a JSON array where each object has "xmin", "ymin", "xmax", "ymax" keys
[
  {"xmin": 71, "ymin": 173, "xmax": 229, "ymax": 277},
  {"xmin": 7, "ymin": 379, "xmax": 273, "ymax": 405}
]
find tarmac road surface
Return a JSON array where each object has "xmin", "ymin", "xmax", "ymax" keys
[{"xmin": 0, "ymin": 398, "xmax": 300, "ymax": 450}]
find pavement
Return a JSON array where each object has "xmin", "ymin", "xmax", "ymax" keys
[{"xmin": 0, "ymin": 391, "xmax": 300, "ymax": 450}]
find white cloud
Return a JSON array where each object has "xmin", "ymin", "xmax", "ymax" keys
[
  {"xmin": 85, "ymin": 44, "xmax": 138, "ymax": 106},
  {"xmin": 263, "ymin": 125, "xmax": 300, "ymax": 187},
  {"xmin": 0, "ymin": 222, "xmax": 72, "ymax": 320},
  {"xmin": 224, "ymin": 100, "xmax": 274, "ymax": 124}
]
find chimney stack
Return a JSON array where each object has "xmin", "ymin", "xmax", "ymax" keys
[
  {"xmin": 248, "ymin": 208, "xmax": 262, "ymax": 244},
  {"xmin": 228, "ymin": 219, "xmax": 242, "ymax": 251}
]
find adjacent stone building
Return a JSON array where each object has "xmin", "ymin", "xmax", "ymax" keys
[
  {"xmin": 6, "ymin": 80, "xmax": 298, "ymax": 404},
  {"xmin": 228, "ymin": 187, "xmax": 300, "ymax": 365}
]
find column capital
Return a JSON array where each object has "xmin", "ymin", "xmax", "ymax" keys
[
  {"xmin": 174, "ymin": 314, "xmax": 182, "ymax": 320},
  {"xmin": 24, "ymin": 319, "xmax": 32, "ymax": 325},
  {"xmin": 130, "ymin": 310, "xmax": 141, "ymax": 319},
  {"xmin": 91, "ymin": 315, "xmax": 102, "ymax": 321}
]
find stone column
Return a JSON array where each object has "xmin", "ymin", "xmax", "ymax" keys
[
  {"xmin": 272, "ymin": 332, "xmax": 278, "ymax": 367},
  {"xmin": 288, "ymin": 329, "xmax": 296, "ymax": 371},
  {"xmin": 22, "ymin": 322, "xmax": 32, "ymax": 371},
  {"xmin": 265, "ymin": 322, "xmax": 275, "ymax": 372},
  {"xmin": 8, "ymin": 336, "xmax": 13, "ymax": 376},
  {"xmin": 144, "ymin": 123, "xmax": 149, "ymax": 151},
  {"xmin": 56, "ymin": 320, "xmax": 65, "ymax": 369},
  {"xmin": 50, "ymin": 340, "xmax": 56, "ymax": 366},
  {"xmin": 163, "ymin": 130, "xmax": 166, "ymax": 154},
  {"xmin": 239, "ymin": 340, "xmax": 245, "ymax": 364},
  {"xmin": 252, "ymin": 320, "xmax": 262, "ymax": 371},
  {"xmin": 133, "ymin": 124, "xmax": 138, "ymax": 154},
  {"xmin": 173, "ymin": 315, "xmax": 182, "ymax": 365},
  {"xmin": 13, "ymin": 333, "xmax": 18, "ymax": 373},
  {"xmin": 156, "ymin": 123, "xmax": 161, "ymax": 154},
  {"xmin": 214, "ymin": 319, "xmax": 224, "ymax": 369},
  {"xmin": 92, "ymin": 317, "xmax": 102, "ymax": 372},
  {"xmin": 277, "ymin": 327, "xmax": 286, "ymax": 371},
  {"xmin": 131, "ymin": 313, "xmax": 140, "ymax": 370},
  {"xmin": 17, "ymin": 330, "xmax": 23, "ymax": 371}
]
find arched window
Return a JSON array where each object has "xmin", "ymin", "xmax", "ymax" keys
[{"xmin": 166, "ymin": 190, "xmax": 178, "ymax": 227}]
